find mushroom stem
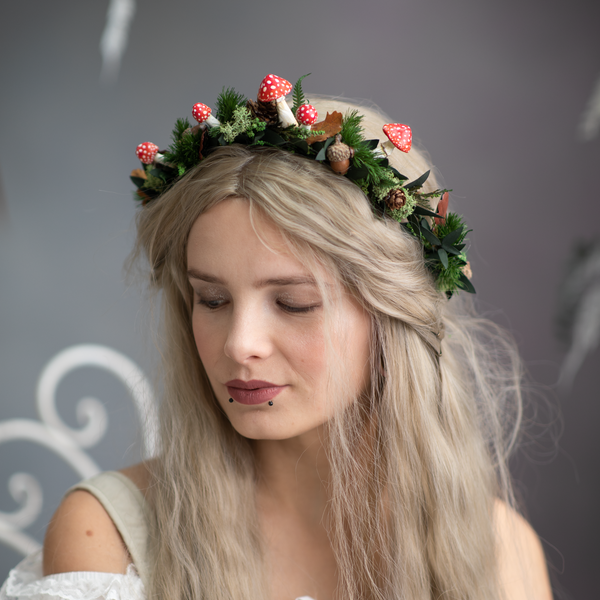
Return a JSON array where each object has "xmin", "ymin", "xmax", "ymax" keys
[
  {"xmin": 276, "ymin": 97, "xmax": 298, "ymax": 128},
  {"xmin": 206, "ymin": 115, "xmax": 221, "ymax": 128}
]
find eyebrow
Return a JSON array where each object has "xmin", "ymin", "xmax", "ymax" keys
[{"xmin": 187, "ymin": 268, "xmax": 317, "ymax": 288}]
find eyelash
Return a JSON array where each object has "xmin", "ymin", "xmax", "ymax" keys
[{"xmin": 195, "ymin": 297, "xmax": 319, "ymax": 314}]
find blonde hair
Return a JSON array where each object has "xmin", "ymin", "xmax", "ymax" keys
[{"xmin": 131, "ymin": 99, "xmax": 523, "ymax": 600}]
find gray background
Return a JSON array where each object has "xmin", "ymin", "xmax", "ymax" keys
[{"xmin": 1, "ymin": 1, "xmax": 599, "ymax": 598}]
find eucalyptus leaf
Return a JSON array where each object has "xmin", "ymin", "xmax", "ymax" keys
[
  {"xmin": 437, "ymin": 248, "xmax": 449, "ymax": 268},
  {"xmin": 405, "ymin": 170, "xmax": 430, "ymax": 190},
  {"xmin": 421, "ymin": 228, "xmax": 441, "ymax": 246},
  {"xmin": 441, "ymin": 227, "xmax": 464, "ymax": 247},
  {"xmin": 413, "ymin": 205, "xmax": 440, "ymax": 218},
  {"xmin": 442, "ymin": 245, "xmax": 461, "ymax": 256},
  {"xmin": 390, "ymin": 167, "xmax": 408, "ymax": 181},
  {"xmin": 457, "ymin": 273, "xmax": 476, "ymax": 294}
]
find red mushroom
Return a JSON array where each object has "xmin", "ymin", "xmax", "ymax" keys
[
  {"xmin": 257, "ymin": 74, "xmax": 297, "ymax": 128},
  {"xmin": 135, "ymin": 142, "xmax": 160, "ymax": 164},
  {"xmin": 296, "ymin": 104, "xmax": 318, "ymax": 128},
  {"xmin": 382, "ymin": 123, "xmax": 412, "ymax": 153},
  {"xmin": 192, "ymin": 103, "xmax": 220, "ymax": 128}
]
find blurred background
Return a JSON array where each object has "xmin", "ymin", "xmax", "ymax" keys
[{"xmin": 1, "ymin": 0, "xmax": 599, "ymax": 597}]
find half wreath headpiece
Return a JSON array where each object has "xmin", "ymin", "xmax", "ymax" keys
[{"xmin": 131, "ymin": 73, "xmax": 474, "ymax": 297}]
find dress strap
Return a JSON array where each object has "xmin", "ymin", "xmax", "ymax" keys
[{"xmin": 68, "ymin": 471, "xmax": 151, "ymax": 588}]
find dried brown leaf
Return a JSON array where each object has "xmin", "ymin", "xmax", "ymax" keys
[{"xmin": 306, "ymin": 111, "xmax": 343, "ymax": 144}]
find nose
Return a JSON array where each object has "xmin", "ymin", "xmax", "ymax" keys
[{"xmin": 223, "ymin": 301, "xmax": 274, "ymax": 364}]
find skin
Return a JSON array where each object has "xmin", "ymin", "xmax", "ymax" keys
[{"xmin": 43, "ymin": 198, "xmax": 553, "ymax": 600}]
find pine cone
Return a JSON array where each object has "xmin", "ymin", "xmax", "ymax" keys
[
  {"xmin": 384, "ymin": 188, "xmax": 407, "ymax": 211},
  {"xmin": 247, "ymin": 99, "xmax": 279, "ymax": 125}
]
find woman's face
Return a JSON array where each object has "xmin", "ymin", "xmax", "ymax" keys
[{"xmin": 186, "ymin": 198, "xmax": 371, "ymax": 442}]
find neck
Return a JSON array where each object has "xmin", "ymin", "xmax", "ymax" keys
[{"xmin": 253, "ymin": 428, "xmax": 331, "ymax": 523}]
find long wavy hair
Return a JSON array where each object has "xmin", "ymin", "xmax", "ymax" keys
[{"xmin": 131, "ymin": 98, "xmax": 523, "ymax": 600}]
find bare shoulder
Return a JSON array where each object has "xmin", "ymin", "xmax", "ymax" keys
[
  {"xmin": 493, "ymin": 498, "xmax": 553, "ymax": 600},
  {"xmin": 43, "ymin": 489, "xmax": 130, "ymax": 576},
  {"xmin": 43, "ymin": 462, "xmax": 153, "ymax": 576}
]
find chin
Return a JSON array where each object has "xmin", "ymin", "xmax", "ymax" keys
[{"xmin": 227, "ymin": 412, "xmax": 320, "ymax": 442}]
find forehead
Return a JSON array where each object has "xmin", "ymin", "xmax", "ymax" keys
[{"xmin": 187, "ymin": 198, "xmax": 308, "ymax": 277}]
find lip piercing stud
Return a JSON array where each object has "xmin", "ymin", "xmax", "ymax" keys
[
  {"xmin": 229, "ymin": 398, "xmax": 234, "ymax": 403},
  {"xmin": 268, "ymin": 401, "xmax": 274, "ymax": 406}
]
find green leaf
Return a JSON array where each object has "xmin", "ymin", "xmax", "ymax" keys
[
  {"xmin": 260, "ymin": 129, "xmax": 285, "ymax": 146},
  {"xmin": 315, "ymin": 136, "xmax": 336, "ymax": 161},
  {"xmin": 413, "ymin": 205, "xmax": 439, "ymax": 218},
  {"xmin": 291, "ymin": 139, "xmax": 309, "ymax": 154},
  {"xmin": 292, "ymin": 73, "xmax": 311, "ymax": 114},
  {"xmin": 130, "ymin": 176, "xmax": 145, "ymax": 189},
  {"xmin": 437, "ymin": 248, "xmax": 449, "ymax": 268},
  {"xmin": 361, "ymin": 139, "xmax": 380, "ymax": 150},
  {"xmin": 457, "ymin": 273, "xmax": 476, "ymax": 294},
  {"xmin": 441, "ymin": 245, "xmax": 462, "ymax": 256},
  {"xmin": 389, "ymin": 167, "xmax": 408, "ymax": 181},
  {"xmin": 405, "ymin": 170, "xmax": 430, "ymax": 190},
  {"xmin": 440, "ymin": 227, "xmax": 464, "ymax": 247},
  {"xmin": 421, "ymin": 228, "xmax": 441, "ymax": 246},
  {"xmin": 346, "ymin": 163, "xmax": 369, "ymax": 180}
]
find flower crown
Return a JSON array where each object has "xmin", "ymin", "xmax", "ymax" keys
[{"xmin": 131, "ymin": 73, "xmax": 474, "ymax": 297}]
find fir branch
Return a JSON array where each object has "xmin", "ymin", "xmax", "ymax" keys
[
  {"xmin": 340, "ymin": 110, "xmax": 365, "ymax": 148},
  {"xmin": 292, "ymin": 73, "xmax": 311, "ymax": 114},
  {"xmin": 215, "ymin": 87, "xmax": 247, "ymax": 123},
  {"xmin": 436, "ymin": 212, "xmax": 469, "ymax": 242}
]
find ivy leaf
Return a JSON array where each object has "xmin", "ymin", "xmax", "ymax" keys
[
  {"xmin": 437, "ymin": 248, "xmax": 449, "ymax": 268},
  {"xmin": 405, "ymin": 170, "xmax": 430, "ymax": 190}
]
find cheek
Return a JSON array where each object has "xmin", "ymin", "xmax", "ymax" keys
[{"xmin": 192, "ymin": 316, "xmax": 222, "ymax": 373}]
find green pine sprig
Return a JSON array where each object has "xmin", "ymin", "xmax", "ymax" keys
[{"xmin": 215, "ymin": 87, "xmax": 247, "ymax": 123}]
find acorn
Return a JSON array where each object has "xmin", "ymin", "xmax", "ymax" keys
[{"xmin": 326, "ymin": 134, "xmax": 354, "ymax": 175}]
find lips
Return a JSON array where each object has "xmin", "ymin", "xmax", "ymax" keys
[{"xmin": 225, "ymin": 379, "xmax": 286, "ymax": 405}]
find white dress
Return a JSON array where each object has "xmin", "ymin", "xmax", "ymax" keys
[
  {"xmin": 0, "ymin": 473, "xmax": 315, "ymax": 600},
  {"xmin": 0, "ymin": 551, "xmax": 145, "ymax": 600}
]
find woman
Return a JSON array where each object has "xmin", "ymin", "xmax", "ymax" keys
[{"xmin": 1, "ymin": 77, "xmax": 553, "ymax": 600}]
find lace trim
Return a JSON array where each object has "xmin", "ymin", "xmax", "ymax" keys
[
  {"xmin": 1, "ymin": 551, "xmax": 145, "ymax": 600},
  {"xmin": 2, "ymin": 551, "xmax": 316, "ymax": 600}
]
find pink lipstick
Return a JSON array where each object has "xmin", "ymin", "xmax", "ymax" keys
[{"xmin": 225, "ymin": 379, "xmax": 286, "ymax": 405}]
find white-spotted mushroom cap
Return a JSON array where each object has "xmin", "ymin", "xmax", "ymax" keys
[
  {"xmin": 296, "ymin": 104, "xmax": 318, "ymax": 126},
  {"xmin": 382, "ymin": 123, "xmax": 412, "ymax": 153},
  {"xmin": 257, "ymin": 74, "xmax": 293, "ymax": 102},
  {"xmin": 192, "ymin": 103, "xmax": 220, "ymax": 128},
  {"xmin": 257, "ymin": 74, "xmax": 297, "ymax": 128},
  {"xmin": 135, "ymin": 142, "xmax": 159, "ymax": 164},
  {"xmin": 192, "ymin": 103, "xmax": 212, "ymax": 123}
]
